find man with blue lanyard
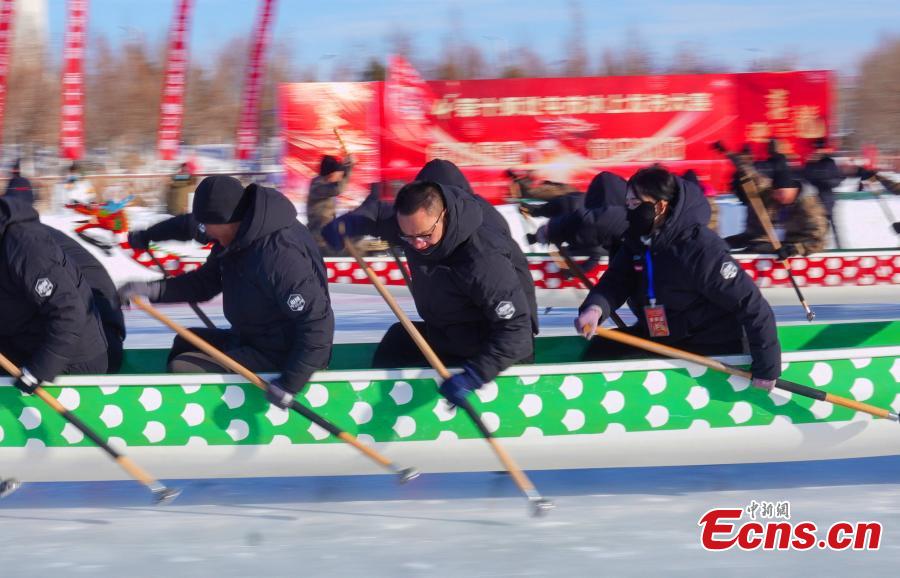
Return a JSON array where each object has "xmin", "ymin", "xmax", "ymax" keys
[{"xmin": 574, "ymin": 165, "xmax": 781, "ymax": 391}]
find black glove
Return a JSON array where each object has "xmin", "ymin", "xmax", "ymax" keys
[
  {"xmin": 127, "ymin": 230, "xmax": 150, "ymax": 250},
  {"xmin": 893, "ymin": 222, "xmax": 900, "ymax": 235},
  {"xmin": 857, "ymin": 168, "xmax": 876, "ymax": 181},
  {"xmin": 13, "ymin": 368, "xmax": 40, "ymax": 394},
  {"xmin": 776, "ymin": 244, "xmax": 799, "ymax": 261},
  {"xmin": 117, "ymin": 281, "xmax": 162, "ymax": 305},
  {"xmin": 265, "ymin": 377, "xmax": 296, "ymax": 410}
]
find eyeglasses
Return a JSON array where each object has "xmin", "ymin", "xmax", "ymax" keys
[{"xmin": 399, "ymin": 209, "xmax": 445, "ymax": 244}]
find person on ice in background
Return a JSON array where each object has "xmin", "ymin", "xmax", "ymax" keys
[
  {"xmin": 117, "ymin": 176, "xmax": 334, "ymax": 410},
  {"xmin": 0, "ymin": 477, "xmax": 19, "ymax": 498},
  {"xmin": 3, "ymin": 179, "xmax": 126, "ymax": 373},
  {"xmin": 682, "ymin": 169, "xmax": 720, "ymax": 234},
  {"xmin": 802, "ymin": 137, "xmax": 844, "ymax": 247},
  {"xmin": 322, "ymin": 176, "xmax": 537, "ymax": 408},
  {"xmin": 506, "ymin": 168, "xmax": 577, "ymax": 201},
  {"xmin": 574, "ymin": 165, "xmax": 781, "ymax": 392},
  {"xmin": 5, "ymin": 160, "xmax": 37, "ymax": 203},
  {"xmin": 307, "ymin": 154, "xmax": 354, "ymax": 256},
  {"xmin": 529, "ymin": 171, "xmax": 629, "ymax": 267},
  {"xmin": 166, "ymin": 161, "xmax": 196, "ymax": 216},
  {"xmin": 0, "ymin": 195, "xmax": 110, "ymax": 393},
  {"xmin": 725, "ymin": 158, "xmax": 828, "ymax": 258}
]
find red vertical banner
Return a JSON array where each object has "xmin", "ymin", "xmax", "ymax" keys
[
  {"xmin": 0, "ymin": 0, "xmax": 15, "ymax": 148},
  {"xmin": 60, "ymin": 0, "xmax": 87, "ymax": 160},
  {"xmin": 157, "ymin": 0, "xmax": 193, "ymax": 161},
  {"xmin": 235, "ymin": 0, "xmax": 276, "ymax": 160}
]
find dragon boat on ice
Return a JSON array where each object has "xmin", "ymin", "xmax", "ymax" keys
[{"xmin": 1, "ymin": 320, "xmax": 898, "ymax": 482}]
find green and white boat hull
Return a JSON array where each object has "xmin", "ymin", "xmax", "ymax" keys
[{"xmin": 2, "ymin": 321, "xmax": 898, "ymax": 482}]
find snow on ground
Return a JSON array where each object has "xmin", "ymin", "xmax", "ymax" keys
[{"xmin": 0, "ymin": 459, "xmax": 898, "ymax": 576}]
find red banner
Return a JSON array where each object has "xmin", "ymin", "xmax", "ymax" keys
[
  {"xmin": 0, "ymin": 0, "xmax": 14, "ymax": 149},
  {"xmin": 733, "ymin": 70, "xmax": 832, "ymax": 160},
  {"xmin": 280, "ymin": 61, "xmax": 831, "ymax": 203},
  {"xmin": 235, "ymin": 0, "xmax": 276, "ymax": 161},
  {"xmin": 157, "ymin": 0, "xmax": 193, "ymax": 161},
  {"xmin": 279, "ymin": 81, "xmax": 382, "ymax": 207},
  {"xmin": 60, "ymin": 0, "xmax": 87, "ymax": 160}
]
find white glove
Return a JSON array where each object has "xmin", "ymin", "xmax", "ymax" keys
[
  {"xmin": 751, "ymin": 377, "xmax": 776, "ymax": 392},
  {"xmin": 575, "ymin": 305, "xmax": 603, "ymax": 339}
]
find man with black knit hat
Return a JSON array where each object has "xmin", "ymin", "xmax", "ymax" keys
[
  {"xmin": 118, "ymin": 176, "xmax": 335, "ymax": 409},
  {"xmin": 321, "ymin": 171, "xmax": 536, "ymax": 408},
  {"xmin": 307, "ymin": 154, "xmax": 353, "ymax": 256},
  {"xmin": 726, "ymin": 158, "xmax": 828, "ymax": 258}
]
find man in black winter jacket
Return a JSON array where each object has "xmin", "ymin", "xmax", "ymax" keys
[
  {"xmin": 4, "ymin": 180, "xmax": 125, "ymax": 372},
  {"xmin": 413, "ymin": 159, "xmax": 538, "ymax": 334},
  {"xmin": 119, "ymin": 176, "xmax": 334, "ymax": 409},
  {"xmin": 0, "ymin": 196, "xmax": 109, "ymax": 392},
  {"xmin": 575, "ymin": 166, "xmax": 781, "ymax": 390},
  {"xmin": 323, "ymin": 177, "xmax": 537, "ymax": 407}
]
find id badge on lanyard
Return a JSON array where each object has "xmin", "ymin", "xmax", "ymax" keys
[{"xmin": 643, "ymin": 249, "xmax": 670, "ymax": 337}]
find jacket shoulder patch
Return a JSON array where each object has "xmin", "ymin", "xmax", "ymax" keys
[
  {"xmin": 495, "ymin": 300, "xmax": 516, "ymax": 320},
  {"xmin": 35, "ymin": 277, "xmax": 54, "ymax": 298},
  {"xmin": 720, "ymin": 261, "xmax": 739, "ymax": 280},
  {"xmin": 287, "ymin": 293, "xmax": 306, "ymax": 312}
]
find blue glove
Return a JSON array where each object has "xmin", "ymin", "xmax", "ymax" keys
[
  {"xmin": 321, "ymin": 214, "xmax": 368, "ymax": 251},
  {"xmin": 13, "ymin": 368, "xmax": 40, "ymax": 395},
  {"xmin": 439, "ymin": 365, "xmax": 484, "ymax": 407},
  {"xmin": 265, "ymin": 377, "xmax": 296, "ymax": 410}
]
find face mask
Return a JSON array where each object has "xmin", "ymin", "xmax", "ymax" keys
[{"xmin": 626, "ymin": 201, "xmax": 657, "ymax": 236}]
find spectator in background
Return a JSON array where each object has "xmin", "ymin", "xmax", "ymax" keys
[
  {"xmin": 683, "ymin": 169, "xmax": 720, "ymax": 233},
  {"xmin": 307, "ymin": 154, "xmax": 353, "ymax": 256},
  {"xmin": 726, "ymin": 158, "xmax": 828, "ymax": 258},
  {"xmin": 802, "ymin": 138, "xmax": 844, "ymax": 247},
  {"xmin": 166, "ymin": 162, "xmax": 196, "ymax": 216}
]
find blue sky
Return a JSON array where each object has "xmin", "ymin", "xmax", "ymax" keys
[{"xmin": 44, "ymin": 0, "xmax": 898, "ymax": 77}]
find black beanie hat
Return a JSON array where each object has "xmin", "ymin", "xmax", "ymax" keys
[
  {"xmin": 192, "ymin": 175, "xmax": 249, "ymax": 224},
  {"xmin": 770, "ymin": 159, "xmax": 796, "ymax": 190},
  {"xmin": 320, "ymin": 155, "xmax": 342, "ymax": 177}
]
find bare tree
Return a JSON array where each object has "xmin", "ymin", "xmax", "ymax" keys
[
  {"xmin": 852, "ymin": 36, "xmax": 900, "ymax": 152},
  {"xmin": 597, "ymin": 28, "xmax": 654, "ymax": 76},
  {"xmin": 562, "ymin": 0, "xmax": 588, "ymax": 77}
]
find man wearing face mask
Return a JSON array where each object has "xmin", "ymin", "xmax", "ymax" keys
[
  {"xmin": 322, "ymin": 179, "xmax": 536, "ymax": 407},
  {"xmin": 574, "ymin": 165, "xmax": 781, "ymax": 391}
]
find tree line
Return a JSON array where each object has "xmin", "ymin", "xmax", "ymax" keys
[{"xmin": 3, "ymin": 17, "xmax": 898, "ymax": 159}]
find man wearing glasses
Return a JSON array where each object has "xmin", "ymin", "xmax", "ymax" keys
[{"xmin": 324, "ymin": 173, "xmax": 536, "ymax": 407}]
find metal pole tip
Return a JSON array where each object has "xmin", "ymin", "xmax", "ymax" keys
[
  {"xmin": 153, "ymin": 487, "xmax": 182, "ymax": 506},
  {"xmin": 530, "ymin": 497, "xmax": 555, "ymax": 517},
  {"xmin": 397, "ymin": 467, "xmax": 421, "ymax": 484}
]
